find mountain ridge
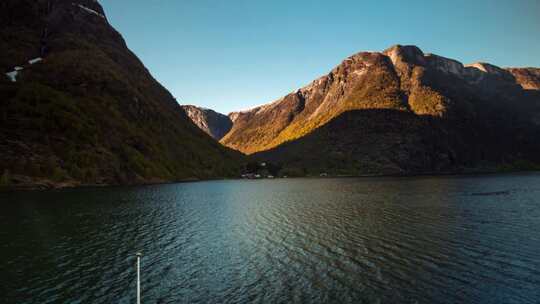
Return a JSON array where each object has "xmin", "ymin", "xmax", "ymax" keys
[
  {"xmin": 213, "ymin": 44, "xmax": 540, "ymax": 175},
  {"xmin": 219, "ymin": 44, "xmax": 540, "ymax": 155}
]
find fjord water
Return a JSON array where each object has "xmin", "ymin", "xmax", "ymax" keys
[{"xmin": 1, "ymin": 174, "xmax": 540, "ymax": 304}]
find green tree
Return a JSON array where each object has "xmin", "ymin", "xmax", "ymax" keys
[
  {"xmin": 52, "ymin": 167, "xmax": 68, "ymax": 182},
  {"xmin": 0, "ymin": 169, "xmax": 11, "ymax": 186}
]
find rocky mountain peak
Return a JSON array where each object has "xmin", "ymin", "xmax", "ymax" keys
[
  {"xmin": 383, "ymin": 44, "xmax": 426, "ymax": 66},
  {"xmin": 378, "ymin": 46, "xmax": 517, "ymax": 86},
  {"xmin": 182, "ymin": 105, "xmax": 233, "ymax": 140},
  {"xmin": 463, "ymin": 62, "xmax": 512, "ymax": 79},
  {"xmin": 228, "ymin": 112, "xmax": 241, "ymax": 123}
]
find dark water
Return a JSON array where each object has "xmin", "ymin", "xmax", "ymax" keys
[{"xmin": 1, "ymin": 174, "xmax": 540, "ymax": 304}]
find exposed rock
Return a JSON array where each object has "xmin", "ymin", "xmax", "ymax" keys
[
  {"xmin": 507, "ymin": 68, "xmax": 540, "ymax": 90},
  {"xmin": 181, "ymin": 105, "xmax": 232, "ymax": 140}
]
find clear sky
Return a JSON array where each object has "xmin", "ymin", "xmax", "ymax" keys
[{"xmin": 100, "ymin": 0, "xmax": 540, "ymax": 114}]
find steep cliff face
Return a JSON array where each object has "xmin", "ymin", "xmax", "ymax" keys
[
  {"xmin": 223, "ymin": 45, "xmax": 540, "ymax": 174},
  {"xmin": 0, "ymin": 0, "xmax": 242, "ymax": 188},
  {"xmin": 181, "ymin": 105, "xmax": 232, "ymax": 140},
  {"xmin": 507, "ymin": 68, "xmax": 540, "ymax": 90}
]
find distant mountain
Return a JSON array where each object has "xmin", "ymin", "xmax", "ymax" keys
[
  {"xmin": 181, "ymin": 105, "xmax": 232, "ymax": 140},
  {"xmin": 221, "ymin": 45, "xmax": 540, "ymax": 175},
  {"xmin": 0, "ymin": 0, "xmax": 242, "ymax": 189}
]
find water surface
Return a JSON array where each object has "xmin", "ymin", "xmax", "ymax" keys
[{"xmin": 1, "ymin": 174, "xmax": 540, "ymax": 303}]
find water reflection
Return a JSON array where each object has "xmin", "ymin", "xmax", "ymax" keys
[{"xmin": 1, "ymin": 174, "xmax": 540, "ymax": 303}]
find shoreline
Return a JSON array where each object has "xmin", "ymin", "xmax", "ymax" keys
[{"xmin": 2, "ymin": 169, "xmax": 540, "ymax": 193}]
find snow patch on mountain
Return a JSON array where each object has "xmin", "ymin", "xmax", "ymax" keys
[
  {"xmin": 28, "ymin": 57, "xmax": 43, "ymax": 65},
  {"xmin": 5, "ymin": 70, "xmax": 19, "ymax": 82},
  {"xmin": 5, "ymin": 66, "xmax": 25, "ymax": 82},
  {"xmin": 73, "ymin": 3, "xmax": 105, "ymax": 18}
]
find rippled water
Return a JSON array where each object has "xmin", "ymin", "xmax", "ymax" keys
[{"xmin": 1, "ymin": 174, "xmax": 540, "ymax": 303}]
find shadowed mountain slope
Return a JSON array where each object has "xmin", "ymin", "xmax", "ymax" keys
[
  {"xmin": 181, "ymin": 105, "xmax": 232, "ymax": 140},
  {"xmin": 252, "ymin": 109, "xmax": 540, "ymax": 176},
  {"xmin": 0, "ymin": 0, "xmax": 242, "ymax": 189}
]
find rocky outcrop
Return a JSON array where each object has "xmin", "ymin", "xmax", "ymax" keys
[
  {"xmin": 507, "ymin": 68, "xmax": 540, "ymax": 90},
  {"xmin": 0, "ymin": 0, "xmax": 243, "ymax": 189},
  {"xmin": 181, "ymin": 105, "xmax": 232, "ymax": 140}
]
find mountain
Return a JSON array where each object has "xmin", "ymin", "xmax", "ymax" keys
[
  {"xmin": 221, "ymin": 45, "xmax": 540, "ymax": 175},
  {"xmin": 507, "ymin": 68, "xmax": 540, "ymax": 90},
  {"xmin": 0, "ymin": 0, "xmax": 242, "ymax": 189},
  {"xmin": 181, "ymin": 105, "xmax": 232, "ymax": 140}
]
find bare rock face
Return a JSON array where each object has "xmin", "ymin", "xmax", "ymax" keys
[
  {"xmin": 507, "ymin": 68, "xmax": 540, "ymax": 90},
  {"xmin": 0, "ymin": 0, "xmax": 242, "ymax": 188},
  {"xmin": 181, "ymin": 105, "xmax": 232, "ymax": 140},
  {"xmin": 221, "ymin": 44, "xmax": 540, "ymax": 175}
]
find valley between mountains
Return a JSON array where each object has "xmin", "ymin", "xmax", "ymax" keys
[{"xmin": 2, "ymin": 0, "xmax": 540, "ymax": 189}]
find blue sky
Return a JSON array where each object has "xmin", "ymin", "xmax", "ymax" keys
[{"xmin": 101, "ymin": 0, "xmax": 540, "ymax": 114}]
